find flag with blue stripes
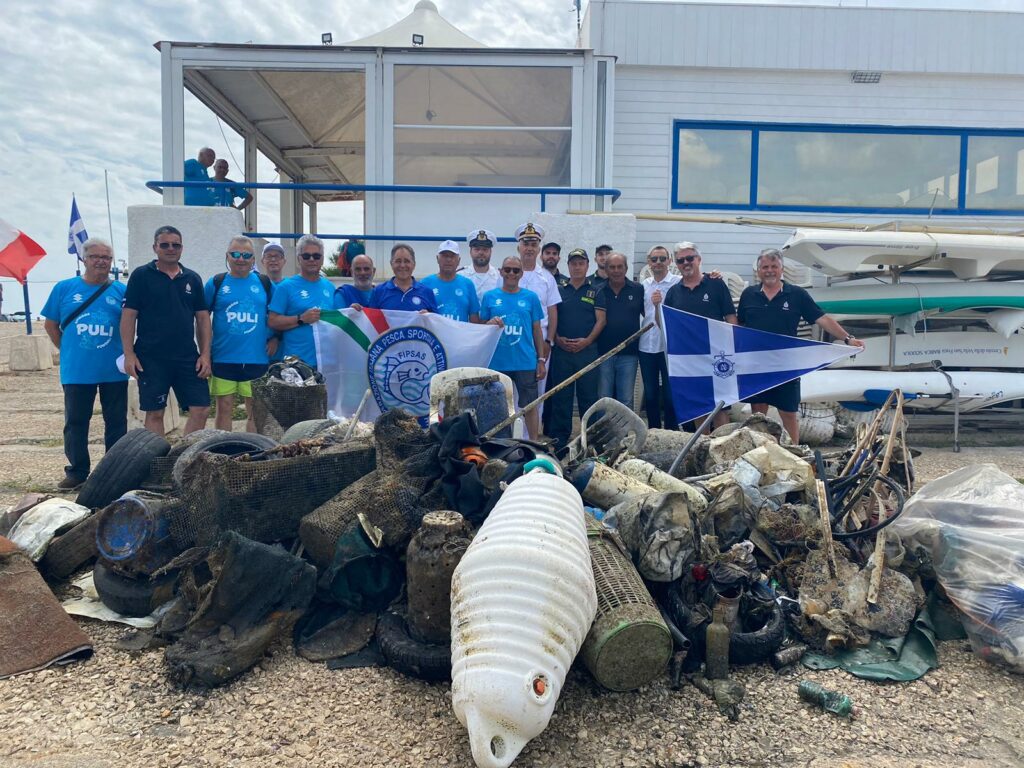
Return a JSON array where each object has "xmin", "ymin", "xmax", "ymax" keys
[
  {"xmin": 67, "ymin": 196, "xmax": 88, "ymax": 260},
  {"xmin": 663, "ymin": 306, "xmax": 859, "ymax": 424}
]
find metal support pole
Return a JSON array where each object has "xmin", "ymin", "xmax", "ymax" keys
[
  {"xmin": 668, "ymin": 400, "xmax": 725, "ymax": 478},
  {"xmin": 22, "ymin": 282, "xmax": 32, "ymax": 335}
]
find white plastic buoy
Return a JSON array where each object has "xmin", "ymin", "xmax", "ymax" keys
[{"xmin": 450, "ymin": 468, "xmax": 597, "ymax": 768}]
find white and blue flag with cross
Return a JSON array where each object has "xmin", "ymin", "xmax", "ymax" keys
[
  {"xmin": 663, "ymin": 306, "xmax": 859, "ymax": 424},
  {"xmin": 67, "ymin": 196, "xmax": 89, "ymax": 261}
]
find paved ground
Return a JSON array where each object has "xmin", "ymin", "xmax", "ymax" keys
[{"xmin": 1, "ymin": 327, "xmax": 1023, "ymax": 767}]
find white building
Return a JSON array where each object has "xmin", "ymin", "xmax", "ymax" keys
[
  {"xmin": 152, "ymin": 1, "xmax": 1024, "ymax": 277},
  {"xmin": 583, "ymin": 0, "xmax": 1024, "ymax": 275}
]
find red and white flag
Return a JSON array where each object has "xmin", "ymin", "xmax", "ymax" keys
[{"xmin": 0, "ymin": 218, "xmax": 46, "ymax": 283}]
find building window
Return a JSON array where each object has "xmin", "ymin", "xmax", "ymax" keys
[
  {"xmin": 394, "ymin": 65, "xmax": 572, "ymax": 187},
  {"xmin": 671, "ymin": 120, "xmax": 1024, "ymax": 215}
]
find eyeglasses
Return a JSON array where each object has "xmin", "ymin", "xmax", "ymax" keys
[
  {"xmin": 501, "ymin": 267, "xmax": 522, "ymax": 274},
  {"xmin": 649, "ymin": 256, "xmax": 668, "ymax": 263},
  {"xmin": 300, "ymin": 252, "xmax": 323, "ymax": 261},
  {"xmin": 676, "ymin": 255, "xmax": 697, "ymax": 264},
  {"xmin": 157, "ymin": 242, "xmax": 183, "ymax": 250},
  {"xmin": 86, "ymin": 254, "xmax": 113, "ymax": 261},
  {"xmin": 228, "ymin": 251, "xmax": 254, "ymax": 260}
]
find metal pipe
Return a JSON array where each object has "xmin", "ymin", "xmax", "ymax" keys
[{"xmin": 667, "ymin": 401, "xmax": 725, "ymax": 478}]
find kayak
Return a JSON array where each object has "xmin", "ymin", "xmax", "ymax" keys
[{"xmin": 810, "ymin": 280, "xmax": 1024, "ymax": 316}]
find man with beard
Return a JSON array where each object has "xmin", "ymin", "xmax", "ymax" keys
[
  {"xmin": 459, "ymin": 228, "xmax": 500, "ymax": 301},
  {"xmin": 541, "ymin": 241, "xmax": 564, "ymax": 282}
]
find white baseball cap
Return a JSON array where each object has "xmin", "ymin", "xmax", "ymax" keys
[{"xmin": 437, "ymin": 239, "xmax": 460, "ymax": 255}]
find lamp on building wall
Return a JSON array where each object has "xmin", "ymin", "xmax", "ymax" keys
[
  {"xmin": 412, "ymin": 33, "xmax": 425, "ymax": 46},
  {"xmin": 851, "ymin": 71, "xmax": 882, "ymax": 84},
  {"xmin": 322, "ymin": 32, "xmax": 333, "ymax": 45}
]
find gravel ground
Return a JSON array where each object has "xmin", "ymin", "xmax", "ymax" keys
[{"xmin": 2, "ymin": 336, "xmax": 1024, "ymax": 767}]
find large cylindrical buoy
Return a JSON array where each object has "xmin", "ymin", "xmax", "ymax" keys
[{"xmin": 450, "ymin": 470, "xmax": 597, "ymax": 768}]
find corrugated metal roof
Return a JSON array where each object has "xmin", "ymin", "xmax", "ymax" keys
[{"xmin": 583, "ymin": 1, "xmax": 1024, "ymax": 75}]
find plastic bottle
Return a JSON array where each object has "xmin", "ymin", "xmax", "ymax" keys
[
  {"xmin": 704, "ymin": 602, "xmax": 731, "ymax": 680},
  {"xmin": 797, "ymin": 680, "xmax": 861, "ymax": 718}
]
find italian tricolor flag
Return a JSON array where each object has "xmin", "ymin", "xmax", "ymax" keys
[{"xmin": 313, "ymin": 308, "xmax": 502, "ymax": 423}]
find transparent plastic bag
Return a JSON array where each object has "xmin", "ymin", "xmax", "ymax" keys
[{"xmin": 892, "ymin": 464, "xmax": 1024, "ymax": 674}]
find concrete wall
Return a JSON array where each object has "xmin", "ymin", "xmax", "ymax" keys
[
  {"xmin": 533, "ymin": 212, "xmax": 637, "ymax": 277},
  {"xmin": 127, "ymin": 205, "xmax": 287, "ymax": 282}
]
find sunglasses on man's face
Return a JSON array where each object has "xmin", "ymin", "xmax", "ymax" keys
[
  {"xmin": 300, "ymin": 252, "xmax": 323, "ymax": 261},
  {"xmin": 649, "ymin": 256, "xmax": 668, "ymax": 263},
  {"xmin": 157, "ymin": 242, "xmax": 183, "ymax": 250},
  {"xmin": 502, "ymin": 267, "xmax": 522, "ymax": 275},
  {"xmin": 228, "ymin": 251, "xmax": 254, "ymax": 260},
  {"xmin": 676, "ymin": 255, "xmax": 697, "ymax": 264}
]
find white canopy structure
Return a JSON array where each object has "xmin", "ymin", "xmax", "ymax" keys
[{"xmin": 344, "ymin": 0, "xmax": 485, "ymax": 48}]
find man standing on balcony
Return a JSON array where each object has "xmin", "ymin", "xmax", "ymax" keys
[
  {"xmin": 459, "ymin": 228, "xmax": 500, "ymax": 301},
  {"xmin": 268, "ymin": 235, "xmax": 336, "ymax": 369},
  {"xmin": 212, "ymin": 159, "xmax": 254, "ymax": 211},
  {"xmin": 334, "ymin": 254, "xmax": 376, "ymax": 309},
  {"xmin": 183, "ymin": 147, "xmax": 216, "ymax": 207},
  {"xmin": 422, "ymin": 240, "xmax": 480, "ymax": 323}
]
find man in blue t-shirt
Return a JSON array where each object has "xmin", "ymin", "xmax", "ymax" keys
[
  {"xmin": 479, "ymin": 256, "xmax": 545, "ymax": 440},
  {"xmin": 421, "ymin": 240, "xmax": 481, "ymax": 323},
  {"xmin": 268, "ymin": 234, "xmax": 336, "ymax": 369},
  {"xmin": 183, "ymin": 147, "xmax": 216, "ymax": 206},
  {"xmin": 334, "ymin": 254, "xmax": 376, "ymax": 309},
  {"xmin": 205, "ymin": 236, "xmax": 274, "ymax": 432},
  {"xmin": 212, "ymin": 159, "xmax": 253, "ymax": 210},
  {"xmin": 363, "ymin": 244, "xmax": 438, "ymax": 312},
  {"xmin": 43, "ymin": 238, "xmax": 128, "ymax": 489}
]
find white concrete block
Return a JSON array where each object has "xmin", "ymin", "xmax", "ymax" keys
[
  {"xmin": 127, "ymin": 205, "xmax": 249, "ymax": 282},
  {"xmin": 9, "ymin": 334, "xmax": 53, "ymax": 371},
  {"xmin": 127, "ymin": 377, "xmax": 184, "ymax": 436},
  {"xmin": 532, "ymin": 213, "xmax": 638, "ymax": 276}
]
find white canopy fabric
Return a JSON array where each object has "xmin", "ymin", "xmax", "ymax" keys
[{"xmin": 345, "ymin": 0, "xmax": 485, "ymax": 48}]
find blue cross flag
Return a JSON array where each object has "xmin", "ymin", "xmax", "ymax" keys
[
  {"xmin": 663, "ymin": 306, "xmax": 860, "ymax": 424},
  {"xmin": 67, "ymin": 196, "xmax": 89, "ymax": 261}
]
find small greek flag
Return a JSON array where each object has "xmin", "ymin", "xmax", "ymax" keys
[
  {"xmin": 663, "ymin": 306, "xmax": 859, "ymax": 424},
  {"xmin": 67, "ymin": 196, "xmax": 89, "ymax": 261}
]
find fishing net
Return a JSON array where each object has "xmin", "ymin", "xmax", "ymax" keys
[
  {"xmin": 251, "ymin": 361, "xmax": 328, "ymax": 439},
  {"xmin": 171, "ymin": 439, "xmax": 376, "ymax": 548},
  {"xmin": 299, "ymin": 410, "xmax": 446, "ymax": 568}
]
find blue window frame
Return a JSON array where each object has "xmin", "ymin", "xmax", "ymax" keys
[{"xmin": 671, "ymin": 120, "xmax": 1024, "ymax": 216}]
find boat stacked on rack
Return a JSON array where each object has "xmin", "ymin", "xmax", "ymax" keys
[{"xmin": 778, "ymin": 228, "xmax": 1024, "ymax": 412}]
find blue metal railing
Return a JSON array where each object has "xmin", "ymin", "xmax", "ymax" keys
[{"xmin": 146, "ymin": 180, "xmax": 620, "ymax": 215}]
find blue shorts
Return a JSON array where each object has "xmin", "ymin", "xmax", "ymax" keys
[
  {"xmin": 137, "ymin": 355, "xmax": 211, "ymax": 412},
  {"xmin": 744, "ymin": 379, "xmax": 800, "ymax": 413}
]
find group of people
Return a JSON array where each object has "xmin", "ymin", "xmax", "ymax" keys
[
  {"xmin": 183, "ymin": 147, "xmax": 254, "ymax": 210},
  {"xmin": 42, "ymin": 221, "xmax": 861, "ymax": 491}
]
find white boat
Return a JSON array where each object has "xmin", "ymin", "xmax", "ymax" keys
[
  {"xmin": 801, "ymin": 369, "xmax": 1024, "ymax": 411},
  {"xmin": 809, "ymin": 279, "xmax": 1024, "ymax": 316},
  {"xmin": 829, "ymin": 330, "xmax": 1024, "ymax": 370},
  {"xmin": 782, "ymin": 229, "xmax": 1024, "ymax": 278}
]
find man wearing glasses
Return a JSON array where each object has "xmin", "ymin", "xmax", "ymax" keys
[
  {"xmin": 121, "ymin": 226, "xmax": 211, "ymax": 436},
  {"xmin": 639, "ymin": 245, "xmax": 681, "ymax": 429},
  {"xmin": 268, "ymin": 234, "xmax": 337, "ymax": 369},
  {"xmin": 479, "ymin": 256, "xmax": 546, "ymax": 440},
  {"xmin": 43, "ymin": 238, "xmax": 128, "ymax": 489},
  {"xmin": 663, "ymin": 242, "xmax": 737, "ymax": 429},
  {"xmin": 204, "ymin": 236, "xmax": 275, "ymax": 432}
]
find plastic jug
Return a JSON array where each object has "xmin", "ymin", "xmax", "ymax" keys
[{"xmin": 450, "ymin": 469, "xmax": 597, "ymax": 768}]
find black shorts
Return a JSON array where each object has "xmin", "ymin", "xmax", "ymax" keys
[
  {"xmin": 212, "ymin": 362, "xmax": 269, "ymax": 383},
  {"xmin": 744, "ymin": 379, "xmax": 800, "ymax": 413},
  {"xmin": 137, "ymin": 355, "xmax": 211, "ymax": 411},
  {"xmin": 502, "ymin": 369, "xmax": 539, "ymax": 407}
]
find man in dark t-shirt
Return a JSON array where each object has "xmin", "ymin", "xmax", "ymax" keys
[
  {"xmin": 738, "ymin": 248, "xmax": 863, "ymax": 443},
  {"xmin": 121, "ymin": 225, "xmax": 212, "ymax": 436},
  {"xmin": 597, "ymin": 252, "xmax": 644, "ymax": 410}
]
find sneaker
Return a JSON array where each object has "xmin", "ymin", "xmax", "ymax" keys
[{"xmin": 57, "ymin": 476, "xmax": 86, "ymax": 491}]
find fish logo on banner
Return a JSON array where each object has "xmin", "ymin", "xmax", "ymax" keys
[{"xmin": 367, "ymin": 326, "xmax": 447, "ymax": 425}]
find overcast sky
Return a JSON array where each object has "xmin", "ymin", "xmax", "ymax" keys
[{"xmin": 2, "ymin": 0, "xmax": 1023, "ymax": 313}]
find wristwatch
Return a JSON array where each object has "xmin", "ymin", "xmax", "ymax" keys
[
  {"xmin": 296, "ymin": 315, "xmax": 305, "ymax": 326},
  {"xmin": 843, "ymin": 334, "xmax": 854, "ymax": 345}
]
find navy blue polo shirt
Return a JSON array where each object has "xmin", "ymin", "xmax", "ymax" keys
[
  {"xmin": 664, "ymin": 276, "xmax": 736, "ymax": 321},
  {"xmin": 123, "ymin": 260, "xmax": 207, "ymax": 360},
  {"xmin": 598, "ymin": 278, "xmax": 644, "ymax": 355},
  {"xmin": 737, "ymin": 281, "xmax": 824, "ymax": 336},
  {"xmin": 555, "ymin": 277, "xmax": 606, "ymax": 339},
  {"xmin": 368, "ymin": 278, "xmax": 438, "ymax": 313}
]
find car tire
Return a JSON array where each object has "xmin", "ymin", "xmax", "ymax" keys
[
  {"xmin": 92, "ymin": 559, "xmax": 177, "ymax": 618},
  {"xmin": 171, "ymin": 432, "xmax": 278, "ymax": 491},
  {"xmin": 376, "ymin": 610, "xmax": 451, "ymax": 682},
  {"xmin": 281, "ymin": 419, "xmax": 337, "ymax": 444},
  {"xmin": 662, "ymin": 588, "xmax": 785, "ymax": 666},
  {"xmin": 77, "ymin": 429, "xmax": 171, "ymax": 510}
]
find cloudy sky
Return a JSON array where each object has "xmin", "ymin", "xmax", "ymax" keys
[{"xmin": 1, "ymin": 0, "xmax": 1022, "ymax": 314}]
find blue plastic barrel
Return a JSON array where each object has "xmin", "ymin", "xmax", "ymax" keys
[
  {"xmin": 95, "ymin": 491, "xmax": 177, "ymax": 575},
  {"xmin": 459, "ymin": 380, "xmax": 511, "ymax": 438}
]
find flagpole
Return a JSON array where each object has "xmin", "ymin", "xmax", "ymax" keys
[
  {"xmin": 668, "ymin": 400, "xmax": 725, "ymax": 477},
  {"xmin": 22, "ymin": 281, "xmax": 32, "ymax": 336},
  {"xmin": 104, "ymin": 170, "xmax": 114, "ymax": 246},
  {"xmin": 73, "ymin": 193, "xmax": 81, "ymax": 277}
]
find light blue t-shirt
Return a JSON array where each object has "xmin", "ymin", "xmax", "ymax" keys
[
  {"xmin": 421, "ymin": 274, "xmax": 481, "ymax": 322},
  {"xmin": 204, "ymin": 273, "xmax": 273, "ymax": 365},
  {"xmin": 42, "ymin": 277, "xmax": 128, "ymax": 385},
  {"xmin": 267, "ymin": 275, "xmax": 336, "ymax": 368},
  {"xmin": 333, "ymin": 283, "xmax": 374, "ymax": 309},
  {"xmin": 479, "ymin": 287, "xmax": 543, "ymax": 372},
  {"xmin": 183, "ymin": 159, "xmax": 215, "ymax": 206}
]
